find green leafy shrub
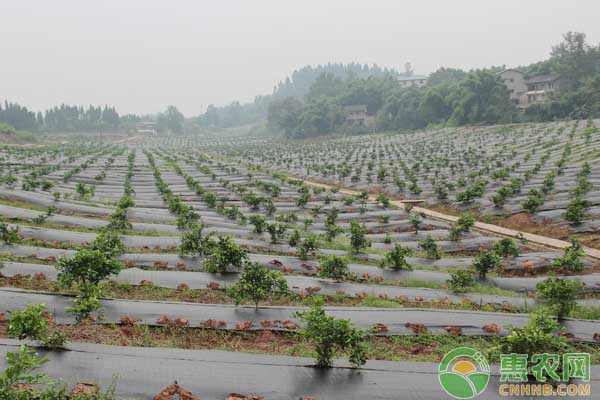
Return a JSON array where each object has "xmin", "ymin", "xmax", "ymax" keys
[
  {"xmin": 0, "ymin": 223, "xmax": 20, "ymax": 245},
  {"xmin": 204, "ymin": 236, "xmax": 248, "ymax": 273},
  {"xmin": 409, "ymin": 213, "xmax": 422, "ymax": 234},
  {"xmin": 536, "ymin": 276, "xmax": 582, "ymax": 319},
  {"xmin": 492, "ymin": 238, "xmax": 521, "ymax": 257},
  {"xmin": 298, "ymin": 234, "xmax": 319, "ymax": 260},
  {"xmin": 228, "ymin": 263, "xmax": 290, "ymax": 307},
  {"xmin": 447, "ymin": 270, "xmax": 476, "ymax": 293},
  {"xmin": 179, "ymin": 224, "xmax": 214, "ymax": 256},
  {"xmin": 0, "ymin": 345, "xmax": 48, "ymax": 393},
  {"xmin": 348, "ymin": 221, "xmax": 371, "ymax": 253},
  {"xmin": 521, "ymin": 189, "xmax": 545, "ymax": 213},
  {"xmin": 8, "ymin": 304, "xmax": 48, "ymax": 341},
  {"xmin": 564, "ymin": 196, "xmax": 589, "ymax": 225},
  {"xmin": 473, "ymin": 249, "xmax": 502, "ymax": 279},
  {"xmin": 552, "ymin": 239, "xmax": 585, "ymax": 272},
  {"xmin": 448, "ymin": 214, "xmax": 476, "ymax": 241},
  {"xmin": 266, "ymin": 222, "xmax": 287, "ymax": 244},
  {"xmin": 249, "ymin": 215, "xmax": 267, "ymax": 233},
  {"xmin": 287, "ymin": 229, "xmax": 301, "ymax": 247},
  {"xmin": 295, "ymin": 299, "xmax": 368, "ymax": 368},
  {"xmin": 318, "ymin": 255, "xmax": 349, "ymax": 280},
  {"xmin": 56, "ymin": 247, "xmax": 122, "ymax": 320},
  {"xmin": 380, "ymin": 244, "xmax": 413, "ymax": 270},
  {"xmin": 107, "ymin": 206, "xmax": 132, "ymax": 231},
  {"xmin": 492, "ymin": 311, "xmax": 567, "ymax": 377},
  {"xmin": 90, "ymin": 230, "xmax": 125, "ymax": 257},
  {"xmin": 418, "ymin": 236, "xmax": 441, "ymax": 259}
]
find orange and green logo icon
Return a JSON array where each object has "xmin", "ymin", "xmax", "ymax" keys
[{"xmin": 439, "ymin": 347, "xmax": 490, "ymax": 399}]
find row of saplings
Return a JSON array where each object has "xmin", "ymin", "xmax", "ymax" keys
[
  {"xmin": 1, "ymin": 232, "xmax": 591, "ymax": 393},
  {"xmin": 0, "ymin": 286, "xmax": 585, "ymax": 397}
]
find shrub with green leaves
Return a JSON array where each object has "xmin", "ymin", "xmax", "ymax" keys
[
  {"xmin": 287, "ymin": 229, "xmax": 301, "ymax": 247},
  {"xmin": 8, "ymin": 304, "xmax": 48, "ymax": 341},
  {"xmin": 90, "ymin": 230, "xmax": 125, "ymax": 257},
  {"xmin": 552, "ymin": 239, "xmax": 585, "ymax": 272},
  {"xmin": 68, "ymin": 283, "xmax": 104, "ymax": 320},
  {"xmin": 107, "ymin": 206, "xmax": 132, "ymax": 231},
  {"xmin": 266, "ymin": 222, "xmax": 287, "ymax": 244},
  {"xmin": 564, "ymin": 196, "xmax": 589, "ymax": 225},
  {"xmin": 324, "ymin": 208, "xmax": 340, "ymax": 241},
  {"xmin": 249, "ymin": 214, "xmax": 267, "ymax": 233},
  {"xmin": 179, "ymin": 223, "xmax": 214, "ymax": 256},
  {"xmin": 376, "ymin": 193, "xmax": 390, "ymax": 208},
  {"xmin": 204, "ymin": 236, "xmax": 248, "ymax": 273},
  {"xmin": 56, "ymin": 247, "xmax": 122, "ymax": 320},
  {"xmin": 348, "ymin": 221, "xmax": 371, "ymax": 253},
  {"xmin": 536, "ymin": 276, "xmax": 582, "ymax": 319},
  {"xmin": 448, "ymin": 214, "xmax": 476, "ymax": 241},
  {"xmin": 473, "ymin": 249, "xmax": 502, "ymax": 279},
  {"xmin": 295, "ymin": 299, "xmax": 368, "ymax": 368},
  {"xmin": 176, "ymin": 207, "xmax": 200, "ymax": 229},
  {"xmin": 0, "ymin": 223, "xmax": 20, "ymax": 245},
  {"xmin": 492, "ymin": 238, "xmax": 521, "ymax": 257},
  {"xmin": 228, "ymin": 263, "xmax": 290, "ymax": 307},
  {"xmin": 0, "ymin": 345, "xmax": 48, "ymax": 394},
  {"xmin": 409, "ymin": 213, "xmax": 422, "ymax": 234},
  {"xmin": 318, "ymin": 255, "xmax": 349, "ymax": 280},
  {"xmin": 380, "ymin": 244, "xmax": 413, "ymax": 270},
  {"xmin": 521, "ymin": 189, "xmax": 545, "ymax": 213},
  {"xmin": 56, "ymin": 248, "xmax": 122, "ymax": 288},
  {"xmin": 298, "ymin": 234, "xmax": 319, "ymax": 260},
  {"xmin": 418, "ymin": 236, "xmax": 441, "ymax": 259},
  {"xmin": 447, "ymin": 270, "xmax": 476, "ymax": 293},
  {"xmin": 493, "ymin": 311, "xmax": 567, "ymax": 377}
]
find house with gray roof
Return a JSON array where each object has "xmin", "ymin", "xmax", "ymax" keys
[{"xmin": 499, "ymin": 69, "xmax": 563, "ymax": 109}]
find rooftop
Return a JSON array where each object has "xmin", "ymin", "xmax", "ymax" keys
[
  {"xmin": 396, "ymin": 75, "xmax": 428, "ymax": 81},
  {"xmin": 526, "ymin": 73, "xmax": 561, "ymax": 84}
]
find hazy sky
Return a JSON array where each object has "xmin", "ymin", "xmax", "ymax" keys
[{"xmin": 1, "ymin": 0, "xmax": 599, "ymax": 116}]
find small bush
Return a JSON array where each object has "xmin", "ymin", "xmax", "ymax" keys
[
  {"xmin": 204, "ymin": 236, "xmax": 248, "ymax": 273},
  {"xmin": 90, "ymin": 230, "xmax": 125, "ymax": 257},
  {"xmin": 0, "ymin": 223, "xmax": 20, "ymax": 245},
  {"xmin": 448, "ymin": 214, "xmax": 476, "ymax": 241},
  {"xmin": 0, "ymin": 345, "xmax": 48, "ymax": 393},
  {"xmin": 447, "ymin": 270, "xmax": 476, "ymax": 293},
  {"xmin": 318, "ymin": 255, "xmax": 349, "ymax": 280},
  {"xmin": 552, "ymin": 239, "xmax": 585, "ymax": 272},
  {"xmin": 8, "ymin": 304, "xmax": 49, "ymax": 341},
  {"xmin": 492, "ymin": 238, "xmax": 521, "ymax": 257},
  {"xmin": 536, "ymin": 275, "xmax": 582, "ymax": 319},
  {"xmin": 298, "ymin": 234, "xmax": 319, "ymax": 260},
  {"xmin": 179, "ymin": 224, "xmax": 214, "ymax": 256},
  {"xmin": 418, "ymin": 236, "xmax": 441, "ymax": 259},
  {"xmin": 473, "ymin": 249, "xmax": 502, "ymax": 279},
  {"xmin": 380, "ymin": 244, "xmax": 413, "ymax": 270},
  {"xmin": 228, "ymin": 263, "xmax": 290, "ymax": 307},
  {"xmin": 348, "ymin": 221, "xmax": 371, "ymax": 253},
  {"xmin": 492, "ymin": 311, "xmax": 567, "ymax": 379},
  {"xmin": 295, "ymin": 299, "xmax": 368, "ymax": 368}
]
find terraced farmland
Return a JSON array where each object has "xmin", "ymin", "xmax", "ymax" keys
[
  {"xmin": 1, "ymin": 127, "xmax": 600, "ymax": 399},
  {"xmin": 183, "ymin": 120, "xmax": 600, "ymax": 250}
]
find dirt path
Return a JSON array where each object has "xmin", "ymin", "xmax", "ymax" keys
[
  {"xmin": 299, "ymin": 179, "xmax": 600, "ymax": 260},
  {"xmin": 113, "ymin": 135, "xmax": 144, "ymax": 144}
]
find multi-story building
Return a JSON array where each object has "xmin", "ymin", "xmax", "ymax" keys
[
  {"xmin": 499, "ymin": 69, "xmax": 563, "ymax": 109},
  {"xmin": 397, "ymin": 75, "xmax": 428, "ymax": 88}
]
